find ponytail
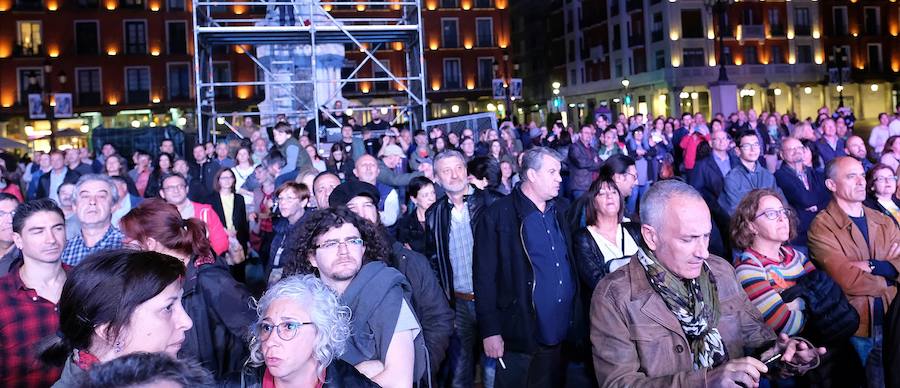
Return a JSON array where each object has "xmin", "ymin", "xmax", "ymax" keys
[{"xmin": 181, "ymin": 217, "xmax": 213, "ymax": 258}]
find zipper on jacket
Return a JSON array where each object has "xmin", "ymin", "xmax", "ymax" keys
[{"xmin": 519, "ymin": 223, "xmax": 537, "ymax": 313}]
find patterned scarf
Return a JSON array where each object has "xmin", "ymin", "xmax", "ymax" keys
[{"xmin": 636, "ymin": 248, "xmax": 728, "ymax": 369}]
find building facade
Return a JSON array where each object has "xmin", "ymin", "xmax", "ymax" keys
[{"xmin": 549, "ymin": 0, "xmax": 899, "ymax": 126}]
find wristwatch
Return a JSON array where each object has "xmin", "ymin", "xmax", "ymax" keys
[{"xmin": 869, "ymin": 260, "xmax": 876, "ymax": 272}]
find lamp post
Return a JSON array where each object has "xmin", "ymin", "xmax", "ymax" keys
[
  {"xmin": 493, "ymin": 51, "xmax": 519, "ymax": 120},
  {"xmin": 621, "ymin": 78, "xmax": 630, "ymax": 116},
  {"xmin": 828, "ymin": 47, "xmax": 848, "ymax": 107},
  {"xmin": 704, "ymin": 0, "xmax": 732, "ymax": 82},
  {"xmin": 551, "ymin": 81, "xmax": 561, "ymax": 113},
  {"xmin": 27, "ymin": 60, "xmax": 67, "ymax": 150}
]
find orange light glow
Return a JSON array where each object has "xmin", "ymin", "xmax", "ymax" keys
[
  {"xmin": 734, "ymin": 57, "xmax": 743, "ymax": 66},
  {"xmin": 0, "ymin": 0, "xmax": 10, "ymax": 11},
  {"xmin": 356, "ymin": 4, "xmax": 365, "ymax": 11},
  {"xmin": 464, "ymin": 40, "xmax": 473, "ymax": 49},
  {"xmin": 890, "ymin": 23, "xmax": 898, "ymax": 36},
  {"xmin": 151, "ymin": 48, "xmax": 160, "ymax": 56},
  {"xmin": 233, "ymin": 4, "xmax": 246, "ymax": 14},
  {"xmin": 107, "ymin": 47, "xmax": 117, "ymax": 56},
  {"xmin": 360, "ymin": 83, "xmax": 370, "ymax": 93},
  {"xmin": 105, "ymin": 0, "xmax": 116, "ymax": 10},
  {"xmin": 152, "ymin": 96, "xmax": 161, "ymax": 103},
  {"xmin": 390, "ymin": 0, "xmax": 400, "ymax": 10},
  {"xmin": 431, "ymin": 80, "xmax": 441, "ymax": 91},
  {"xmin": 48, "ymin": 46, "xmax": 59, "ymax": 57},
  {"xmin": 150, "ymin": 1, "xmax": 159, "ymax": 10},
  {"xmin": 358, "ymin": 43, "xmax": 367, "ymax": 53},
  {"xmin": 426, "ymin": 0, "xmax": 436, "ymax": 10},
  {"xmin": 672, "ymin": 56, "xmax": 681, "ymax": 67},
  {"xmin": 461, "ymin": 0, "xmax": 471, "ymax": 10},
  {"xmin": 1, "ymin": 92, "xmax": 13, "ymax": 108},
  {"xmin": 466, "ymin": 79, "xmax": 475, "ymax": 90},
  {"xmin": 496, "ymin": 0, "xmax": 507, "ymax": 9},
  {"xmin": 322, "ymin": 3, "xmax": 332, "ymax": 11},
  {"xmin": 49, "ymin": 95, "xmax": 56, "ymax": 107},
  {"xmin": 498, "ymin": 38, "xmax": 508, "ymax": 48},
  {"xmin": 235, "ymin": 45, "xmax": 245, "ymax": 54},
  {"xmin": 108, "ymin": 97, "xmax": 118, "ymax": 106},
  {"xmin": 393, "ymin": 42, "xmax": 403, "ymax": 51},
  {"xmin": 46, "ymin": 0, "xmax": 57, "ymax": 10},
  {"xmin": 892, "ymin": 60, "xmax": 899, "ymax": 72},
  {"xmin": 429, "ymin": 40, "xmax": 438, "ymax": 50},
  {"xmin": 0, "ymin": 40, "xmax": 10, "ymax": 58},
  {"xmin": 236, "ymin": 86, "xmax": 252, "ymax": 99}
]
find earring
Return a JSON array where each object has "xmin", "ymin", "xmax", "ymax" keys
[{"xmin": 113, "ymin": 341, "xmax": 123, "ymax": 353}]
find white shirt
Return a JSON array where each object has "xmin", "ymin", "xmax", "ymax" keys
[{"xmin": 586, "ymin": 220, "xmax": 639, "ymax": 274}]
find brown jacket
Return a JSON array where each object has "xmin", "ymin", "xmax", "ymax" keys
[
  {"xmin": 591, "ymin": 255, "xmax": 775, "ymax": 387},
  {"xmin": 808, "ymin": 200, "xmax": 900, "ymax": 337}
]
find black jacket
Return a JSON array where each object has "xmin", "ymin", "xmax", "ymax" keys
[
  {"xmin": 180, "ymin": 255, "xmax": 256, "ymax": 380},
  {"xmin": 388, "ymin": 240, "xmax": 454, "ymax": 377},
  {"xmin": 863, "ymin": 196, "xmax": 900, "ymax": 228},
  {"xmin": 396, "ymin": 211, "xmax": 427, "ymax": 255},
  {"xmin": 35, "ymin": 169, "xmax": 80, "ymax": 199},
  {"xmin": 190, "ymin": 159, "xmax": 222, "ymax": 199},
  {"xmin": 473, "ymin": 188, "xmax": 586, "ymax": 354},
  {"xmin": 774, "ymin": 164, "xmax": 831, "ymax": 246},
  {"xmin": 572, "ymin": 221, "xmax": 641, "ymax": 292},
  {"xmin": 220, "ymin": 359, "xmax": 379, "ymax": 388},
  {"xmin": 423, "ymin": 186, "xmax": 499, "ymax": 306},
  {"xmin": 208, "ymin": 192, "xmax": 250, "ymax": 251}
]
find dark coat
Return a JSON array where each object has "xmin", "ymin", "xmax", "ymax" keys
[
  {"xmin": 388, "ymin": 240, "xmax": 454, "ymax": 376},
  {"xmin": 863, "ymin": 196, "xmax": 900, "ymax": 228},
  {"xmin": 220, "ymin": 359, "xmax": 379, "ymax": 388},
  {"xmin": 180, "ymin": 256, "xmax": 256, "ymax": 380},
  {"xmin": 35, "ymin": 169, "xmax": 80, "ymax": 199},
  {"xmin": 774, "ymin": 164, "xmax": 831, "ymax": 246},
  {"xmin": 886, "ymin": 295, "xmax": 900, "ymax": 388},
  {"xmin": 190, "ymin": 159, "xmax": 222, "ymax": 199},
  {"xmin": 208, "ymin": 192, "xmax": 250, "ymax": 251},
  {"xmin": 473, "ymin": 188, "xmax": 586, "ymax": 354},
  {"xmin": 571, "ymin": 221, "xmax": 641, "ymax": 292},
  {"xmin": 395, "ymin": 211, "xmax": 427, "ymax": 254},
  {"xmin": 567, "ymin": 141, "xmax": 601, "ymax": 193},
  {"xmin": 424, "ymin": 186, "xmax": 499, "ymax": 307},
  {"xmin": 688, "ymin": 153, "xmax": 739, "ymax": 257},
  {"xmin": 815, "ymin": 137, "xmax": 847, "ymax": 165}
]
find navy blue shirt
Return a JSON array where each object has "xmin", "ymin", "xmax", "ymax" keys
[{"xmin": 520, "ymin": 191, "xmax": 575, "ymax": 346}]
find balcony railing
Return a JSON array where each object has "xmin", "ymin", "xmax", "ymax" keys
[{"xmin": 740, "ymin": 24, "xmax": 764, "ymax": 39}]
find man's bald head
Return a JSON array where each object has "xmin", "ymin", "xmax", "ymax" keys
[{"xmin": 844, "ymin": 135, "xmax": 867, "ymax": 160}]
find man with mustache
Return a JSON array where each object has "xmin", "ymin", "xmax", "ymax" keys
[
  {"xmin": 592, "ymin": 180, "xmax": 824, "ymax": 387},
  {"xmin": 0, "ymin": 199, "xmax": 68, "ymax": 386},
  {"xmin": 59, "ymin": 174, "xmax": 124, "ymax": 266},
  {"xmin": 474, "ymin": 147, "xmax": 583, "ymax": 388}
]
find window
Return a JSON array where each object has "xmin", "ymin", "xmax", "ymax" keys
[
  {"xmin": 794, "ymin": 8, "xmax": 810, "ymax": 35},
  {"xmin": 167, "ymin": 64, "xmax": 190, "ymax": 100},
  {"xmin": 14, "ymin": 0, "xmax": 41, "ymax": 10},
  {"xmin": 78, "ymin": 0, "xmax": 98, "ymax": 8},
  {"xmin": 770, "ymin": 45, "xmax": 783, "ymax": 64},
  {"xmin": 833, "ymin": 7, "xmax": 848, "ymax": 36},
  {"xmin": 124, "ymin": 21, "xmax": 147, "ymax": 55},
  {"xmin": 570, "ymin": 69, "xmax": 577, "ymax": 85},
  {"xmin": 441, "ymin": 19, "xmax": 458, "ymax": 48},
  {"xmin": 443, "ymin": 58, "xmax": 461, "ymax": 89},
  {"xmin": 476, "ymin": 18, "xmax": 493, "ymax": 47},
  {"xmin": 568, "ymin": 40, "xmax": 575, "ymax": 61},
  {"xmin": 744, "ymin": 46, "xmax": 759, "ymax": 65},
  {"xmin": 475, "ymin": 0, "xmax": 491, "ymax": 7},
  {"xmin": 612, "ymin": 25, "xmax": 621, "ymax": 50},
  {"xmin": 867, "ymin": 44, "xmax": 882, "ymax": 71},
  {"xmin": 864, "ymin": 7, "xmax": 880, "ymax": 35},
  {"xmin": 18, "ymin": 68, "xmax": 43, "ymax": 104},
  {"xmin": 683, "ymin": 48, "xmax": 705, "ymax": 67},
  {"xmin": 567, "ymin": 10, "xmax": 574, "ymax": 33},
  {"xmin": 75, "ymin": 21, "xmax": 99, "ymax": 55},
  {"xmin": 373, "ymin": 59, "xmax": 390, "ymax": 92},
  {"xmin": 17, "ymin": 21, "xmax": 42, "ymax": 56},
  {"xmin": 681, "ymin": 9, "xmax": 703, "ymax": 38},
  {"xmin": 213, "ymin": 63, "xmax": 232, "ymax": 98},
  {"xmin": 797, "ymin": 45, "xmax": 813, "ymax": 64},
  {"xmin": 167, "ymin": 0, "xmax": 184, "ymax": 11},
  {"xmin": 742, "ymin": 8, "xmax": 757, "ymax": 25},
  {"xmin": 477, "ymin": 57, "xmax": 493, "ymax": 89},
  {"xmin": 167, "ymin": 22, "xmax": 187, "ymax": 54},
  {"xmin": 651, "ymin": 13, "xmax": 663, "ymax": 42},
  {"xmin": 655, "ymin": 50, "xmax": 665, "ymax": 70},
  {"xmin": 125, "ymin": 67, "xmax": 150, "ymax": 104},
  {"xmin": 768, "ymin": 9, "xmax": 783, "ymax": 36},
  {"xmin": 76, "ymin": 68, "xmax": 101, "ymax": 106},
  {"xmin": 122, "ymin": 0, "xmax": 143, "ymax": 8},
  {"xmin": 440, "ymin": 0, "xmax": 457, "ymax": 8},
  {"xmin": 614, "ymin": 59, "xmax": 622, "ymax": 78}
]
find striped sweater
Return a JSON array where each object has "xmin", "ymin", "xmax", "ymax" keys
[{"xmin": 735, "ymin": 246, "xmax": 816, "ymax": 335}]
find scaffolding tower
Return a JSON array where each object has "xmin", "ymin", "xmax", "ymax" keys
[{"xmin": 191, "ymin": 0, "xmax": 428, "ymax": 142}]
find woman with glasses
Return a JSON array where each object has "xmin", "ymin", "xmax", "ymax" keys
[
  {"xmin": 572, "ymin": 176, "xmax": 638, "ymax": 290},
  {"xmin": 731, "ymin": 189, "xmax": 861, "ymax": 386},
  {"xmin": 864, "ymin": 163, "xmax": 900, "ymax": 227},
  {"xmin": 268, "ymin": 182, "xmax": 311, "ymax": 285},
  {"xmin": 222, "ymin": 275, "xmax": 377, "ymax": 387},
  {"xmin": 119, "ymin": 199, "xmax": 256, "ymax": 380}
]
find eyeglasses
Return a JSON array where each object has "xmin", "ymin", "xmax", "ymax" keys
[
  {"xmin": 276, "ymin": 195, "xmax": 299, "ymax": 203},
  {"xmin": 0, "ymin": 210, "xmax": 15, "ymax": 218},
  {"xmin": 162, "ymin": 184, "xmax": 186, "ymax": 192},
  {"xmin": 754, "ymin": 208, "xmax": 793, "ymax": 221},
  {"xmin": 256, "ymin": 321, "xmax": 314, "ymax": 342},
  {"xmin": 740, "ymin": 143, "xmax": 761, "ymax": 150},
  {"xmin": 316, "ymin": 237, "xmax": 364, "ymax": 251},
  {"xmin": 624, "ymin": 172, "xmax": 638, "ymax": 181},
  {"xmin": 874, "ymin": 176, "xmax": 899, "ymax": 183}
]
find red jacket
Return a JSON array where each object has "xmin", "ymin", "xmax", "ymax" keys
[{"xmin": 192, "ymin": 201, "xmax": 229, "ymax": 256}]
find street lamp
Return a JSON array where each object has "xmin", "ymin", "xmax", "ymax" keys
[
  {"xmin": 494, "ymin": 51, "xmax": 519, "ymax": 120},
  {"xmin": 621, "ymin": 78, "xmax": 630, "ymax": 115},
  {"xmin": 828, "ymin": 47, "xmax": 848, "ymax": 107},
  {"xmin": 704, "ymin": 0, "xmax": 733, "ymax": 82}
]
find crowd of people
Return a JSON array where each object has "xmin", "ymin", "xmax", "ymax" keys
[{"xmin": 1, "ymin": 102, "xmax": 900, "ymax": 388}]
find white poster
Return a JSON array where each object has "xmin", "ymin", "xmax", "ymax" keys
[
  {"xmin": 492, "ymin": 79, "xmax": 505, "ymax": 99},
  {"xmin": 54, "ymin": 93, "xmax": 73, "ymax": 118},
  {"xmin": 28, "ymin": 93, "xmax": 46, "ymax": 119},
  {"xmin": 510, "ymin": 78, "xmax": 523, "ymax": 98}
]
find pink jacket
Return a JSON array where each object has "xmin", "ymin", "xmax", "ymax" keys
[{"xmin": 192, "ymin": 201, "xmax": 229, "ymax": 256}]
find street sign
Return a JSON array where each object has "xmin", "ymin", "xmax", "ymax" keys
[
  {"xmin": 27, "ymin": 94, "xmax": 45, "ymax": 119},
  {"xmin": 492, "ymin": 79, "xmax": 505, "ymax": 99}
]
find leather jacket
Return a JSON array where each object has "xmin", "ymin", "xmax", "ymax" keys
[{"xmin": 423, "ymin": 186, "xmax": 499, "ymax": 305}]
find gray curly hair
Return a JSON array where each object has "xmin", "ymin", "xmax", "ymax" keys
[{"xmin": 248, "ymin": 274, "xmax": 352, "ymax": 378}]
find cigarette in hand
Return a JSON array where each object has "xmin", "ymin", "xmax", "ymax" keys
[{"xmin": 498, "ymin": 357, "xmax": 506, "ymax": 370}]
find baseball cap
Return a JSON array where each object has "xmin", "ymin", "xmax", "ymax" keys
[{"xmin": 328, "ymin": 180, "xmax": 380, "ymax": 208}]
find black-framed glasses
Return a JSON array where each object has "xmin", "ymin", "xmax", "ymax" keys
[
  {"xmin": 257, "ymin": 321, "xmax": 314, "ymax": 341},
  {"xmin": 316, "ymin": 237, "xmax": 364, "ymax": 251},
  {"xmin": 754, "ymin": 208, "xmax": 793, "ymax": 221}
]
